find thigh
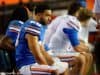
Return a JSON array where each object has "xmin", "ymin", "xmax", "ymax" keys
[
  {"xmin": 19, "ymin": 65, "xmax": 32, "ymax": 75},
  {"xmin": 19, "ymin": 64, "xmax": 58, "ymax": 75}
]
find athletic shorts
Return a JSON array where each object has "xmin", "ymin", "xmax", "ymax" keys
[{"xmin": 19, "ymin": 60, "xmax": 68, "ymax": 75}]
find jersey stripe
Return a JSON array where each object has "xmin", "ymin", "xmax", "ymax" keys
[
  {"xmin": 29, "ymin": 20, "xmax": 41, "ymax": 27},
  {"xmin": 67, "ymin": 20, "xmax": 79, "ymax": 31},
  {"xmin": 9, "ymin": 27, "xmax": 20, "ymax": 32},
  {"xmin": 28, "ymin": 25, "xmax": 40, "ymax": 31},
  {"xmin": 25, "ymin": 27, "xmax": 40, "ymax": 34},
  {"xmin": 69, "ymin": 20, "xmax": 79, "ymax": 29}
]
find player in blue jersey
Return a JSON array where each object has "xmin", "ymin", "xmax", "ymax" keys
[
  {"xmin": 6, "ymin": 6, "xmax": 29, "ymax": 72},
  {"xmin": 16, "ymin": 4, "xmax": 69, "ymax": 75},
  {"xmin": 6, "ymin": 20, "xmax": 24, "ymax": 47},
  {"xmin": 0, "ymin": 6, "xmax": 29, "ymax": 51},
  {"xmin": 0, "ymin": 6, "xmax": 29, "ymax": 73}
]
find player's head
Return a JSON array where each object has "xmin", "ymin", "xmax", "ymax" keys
[
  {"xmin": 10, "ymin": 6, "xmax": 29, "ymax": 22},
  {"xmin": 68, "ymin": 2, "xmax": 81, "ymax": 16},
  {"xmin": 77, "ymin": 8, "xmax": 92, "ymax": 26},
  {"xmin": 34, "ymin": 4, "xmax": 52, "ymax": 25}
]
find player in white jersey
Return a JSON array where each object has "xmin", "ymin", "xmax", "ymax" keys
[{"xmin": 44, "ymin": 7, "xmax": 93, "ymax": 75}]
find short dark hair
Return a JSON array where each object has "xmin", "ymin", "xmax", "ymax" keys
[
  {"xmin": 78, "ymin": 8, "xmax": 92, "ymax": 21},
  {"xmin": 68, "ymin": 2, "xmax": 81, "ymax": 15},
  {"xmin": 11, "ymin": 6, "xmax": 28, "ymax": 22},
  {"xmin": 26, "ymin": 4, "xmax": 34, "ymax": 12},
  {"xmin": 34, "ymin": 4, "xmax": 51, "ymax": 14}
]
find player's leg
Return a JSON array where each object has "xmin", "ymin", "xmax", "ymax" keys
[
  {"xmin": 81, "ymin": 52, "xmax": 93, "ymax": 74},
  {"xmin": 60, "ymin": 68, "xmax": 69, "ymax": 75},
  {"xmin": 77, "ymin": 54, "xmax": 87, "ymax": 75},
  {"xmin": 52, "ymin": 58, "xmax": 69, "ymax": 75}
]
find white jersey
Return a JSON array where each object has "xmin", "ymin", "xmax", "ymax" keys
[
  {"xmin": 43, "ymin": 16, "xmax": 61, "ymax": 45},
  {"xmin": 78, "ymin": 18, "xmax": 97, "ymax": 44},
  {"xmin": 44, "ymin": 15, "xmax": 81, "ymax": 54}
]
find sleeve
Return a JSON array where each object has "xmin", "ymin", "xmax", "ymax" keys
[
  {"xmin": 63, "ymin": 28, "xmax": 80, "ymax": 47},
  {"xmin": 67, "ymin": 18, "xmax": 81, "ymax": 31},
  {"xmin": 6, "ymin": 20, "xmax": 23, "ymax": 43},
  {"xmin": 25, "ymin": 20, "xmax": 41, "ymax": 36}
]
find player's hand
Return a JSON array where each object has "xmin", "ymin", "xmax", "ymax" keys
[{"xmin": 0, "ymin": 35, "xmax": 15, "ymax": 51}]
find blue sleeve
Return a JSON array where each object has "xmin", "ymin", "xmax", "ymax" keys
[
  {"xmin": 63, "ymin": 28, "xmax": 80, "ymax": 47},
  {"xmin": 25, "ymin": 20, "xmax": 41, "ymax": 36},
  {"xmin": 6, "ymin": 29, "xmax": 18, "ymax": 44},
  {"xmin": 5, "ymin": 20, "xmax": 23, "ymax": 44}
]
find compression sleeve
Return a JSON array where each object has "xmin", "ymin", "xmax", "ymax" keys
[{"xmin": 63, "ymin": 28, "xmax": 80, "ymax": 46}]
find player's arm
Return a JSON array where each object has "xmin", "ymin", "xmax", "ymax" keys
[
  {"xmin": 25, "ymin": 20, "xmax": 48, "ymax": 65},
  {"xmin": 0, "ymin": 35, "xmax": 15, "ymax": 51},
  {"xmin": 63, "ymin": 28, "xmax": 89, "ymax": 52},
  {"xmin": 0, "ymin": 20, "xmax": 23, "ymax": 51},
  {"xmin": 26, "ymin": 34, "xmax": 48, "ymax": 65},
  {"xmin": 39, "ymin": 44, "xmax": 54, "ymax": 65}
]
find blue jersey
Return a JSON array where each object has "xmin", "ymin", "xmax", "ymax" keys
[
  {"xmin": 16, "ymin": 20, "xmax": 42, "ymax": 69},
  {"xmin": 6, "ymin": 20, "xmax": 24, "ymax": 45},
  {"xmin": 39, "ymin": 25, "xmax": 50, "ymax": 51},
  {"xmin": 39, "ymin": 25, "xmax": 47, "ymax": 41},
  {"xmin": 5, "ymin": 20, "xmax": 24, "ymax": 70},
  {"xmin": 39, "ymin": 25, "xmax": 51, "ymax": 51}
]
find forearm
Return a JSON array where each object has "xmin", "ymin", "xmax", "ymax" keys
[
  {"xmin": 74, "ymin": 42, "xmax": 90, "ymax": 53},
  {"xmin": 40, "ymin": 44, "xmax": 54, "ymax": 65},
  {"xmin": 30, "ymin": 41, "xmax": 48, "ymax": 65},
  {"xmin": 34, "ymin": 52, "xmax": 48, "ymax": 65},
  {"xmin": 74, "ymin": 46, "xmax": 89, "ymax": 53},
  {"xmin": 26, "ymin": 34, "xmax": 48, "ymax": 65}
]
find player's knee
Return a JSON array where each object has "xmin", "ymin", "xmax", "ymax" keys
[
  {"xmin": 79, "ymin": 54, "xmax": 86, "ymax": 64},
  {"xmin": 85, "ymin": 53, "xmax": 93, "ymax": 61}
]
